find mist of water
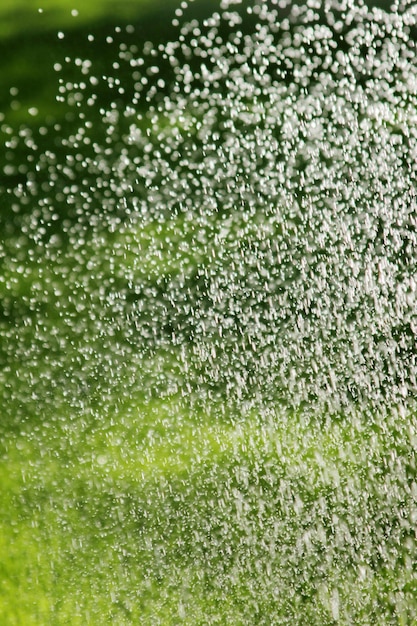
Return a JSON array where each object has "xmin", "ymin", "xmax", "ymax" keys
[
  {"xmin": 2, "ymin": 0, "xmax": 417, "ymax": 622},
  {"xmin": 6, "ymin": 0, "xmax": 417, "ymax": 415}
]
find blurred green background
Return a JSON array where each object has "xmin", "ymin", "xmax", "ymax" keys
[{"xmin": 2, "ymin": 1, "xmax": 417, "ymax": 624}]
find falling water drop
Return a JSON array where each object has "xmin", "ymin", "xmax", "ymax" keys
[
  {"xmin": 27, "ymin": 0, "xmax": 417, "ymax": 416},
  {"xmin": 2, "ymin": 0, "xmax": 417, "ymax": 623}
]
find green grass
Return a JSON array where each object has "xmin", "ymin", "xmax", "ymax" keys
[
  {"xmin": 1, "ymin": 213, "xmax": 417, "ymax": 624},
  {"xmin": 2, "ymin": 385, "xmax": 417, "ymax": 624}
]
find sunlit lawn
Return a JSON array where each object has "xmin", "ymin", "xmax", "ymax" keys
[
  {"xmin": 2, "ymin": 335, "xmax": 417, "ymax": 624},
  {"xmin": 2, "ymin": 262, "xmax": 417, "ymax": 622},
  {"xmin": 2, "ymin": 387, "xmax": 416, "ymax": 624}
]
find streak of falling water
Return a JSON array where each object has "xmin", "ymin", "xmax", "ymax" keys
[
  {"xmin": 13, "ymin": 0, "xmax": 417, "ymax": 416},
  {"xmin": 2, "ymin": 1, "xmax": 417, "ymax": 622}
]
